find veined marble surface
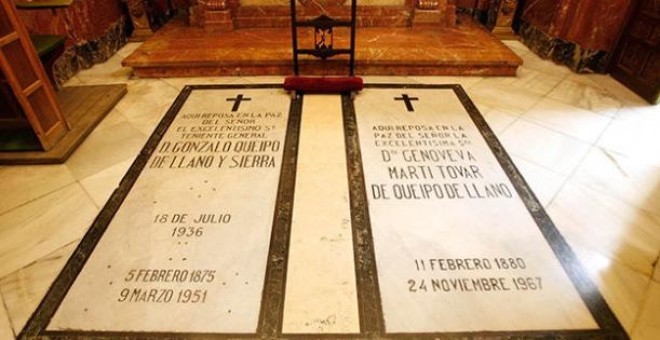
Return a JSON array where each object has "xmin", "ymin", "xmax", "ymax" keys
[
  {"xmin": 0, "ymin": 40, "xmax": 658, "ymax": 339},
  {"xmin": 49, "ymin": 89, "xmax": 291, "ymax": 333},
  {"xmin": 354, "ymin": 88, "xmax": 596, "ymax": 332},
  {"xmin": 282, "ymin": 95, "xmax": 360, "ymax": 333}
]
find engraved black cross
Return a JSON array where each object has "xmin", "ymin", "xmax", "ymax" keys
[
  {"xmin": 226, "ymin": 94, "xmax": 252, "ymax": 112},
  {"xmin": 394, "ymin": 94, "xmax": 419, "ymax": 112}
]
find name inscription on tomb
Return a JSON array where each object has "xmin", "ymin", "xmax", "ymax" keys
[{"xmin": 369, "ymin": 124, "xmax": 513, "ymax": 201}]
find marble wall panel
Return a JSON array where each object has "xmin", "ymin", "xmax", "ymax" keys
[
  {"xmin": 519, "ymin": 0, "xmax": 634, "ymax": 73},
  {"xmin": 520, "ymin": 0, "xmax": 558, "ymax": 33}
]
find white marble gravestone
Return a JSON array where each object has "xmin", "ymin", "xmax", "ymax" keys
[
  {"xmin": 353, "ymin": 88, "xmax": 598, "ymax": 333},
  {"xmin": 48, "ymin": 88, "xmax": 290, "ymax": 333}
]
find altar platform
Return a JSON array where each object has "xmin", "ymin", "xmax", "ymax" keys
[{"xmin": 122, "ymin": 16, "xmax": 523, "ymax": 78}]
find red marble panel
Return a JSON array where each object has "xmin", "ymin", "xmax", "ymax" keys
[
  {"xmin": 233, "ymin": 5, "xmax": 414, "ymax": 28},
  {"xmin": 557, "ymin": 0, "xmax": 632, "ymax": 51},
  {"xmin": 520, "ymin": 0, "xmax": 558, "ymax": 33},
  {"xmin": 15, "ymin": 0, "xmax": 123, "ymax": 45},
  {"xmin": 123, "ymin": 16, "xmax": 522, "ymax": 77}
]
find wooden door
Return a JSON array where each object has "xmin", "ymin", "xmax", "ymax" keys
[
  {"xmin": 609, "ymin": 0, "xmax": 659, "ymax": 104},
  {"xmin": 0, "ymin": 0, "xmax": 68, "ymax": 150}
]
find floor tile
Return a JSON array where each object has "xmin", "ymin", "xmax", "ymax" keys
[
  {"xmin": 79, "ymin": 158, "xmax": 134, "ymax": 208},
  {"xmin": 0, "ymin": 184, "xmax": 98, "ymax": 279},
  {"xmin": 468, "ymin": 84, "xmax": 544, "ymax": 116},
  {"xmin": 60, "ymin": 75, "xmax": 84, "ymax": 87},
  {"xmin": 161, "ymin": 76, "xmax": 245, "ymax": 91},
  {"xmin": 93, "ymin": 107, "xmax": 129, "ymax": 132},
  {"xmin": 0, "ymin": 165, "xmax": 76, "ymax": 215},
  {"xmin": 573, "ymin": 148, "xmax": 660, "ymax": 217},
  {"xmin": 546, "ymin": 78, "xmax": 625, "ymax": 116},
  {"xmin": 498, "ymin": 119, "xmax": 591, "ymax": 175},
  {"xmin": 549, "ymin": 181, "xmax": 660, "ymax": 277},
  {"xmin": 64, "ymin": 121, "xmax": 147, "ymax": 180},
  {"xmin": 522, "ymin": 98, "xmax": 612, "ymax": 143},
  {"xmin": 408, "ymin": 76, "xmax": 484, "ymax": 89},
  {"xmin": 631, "ymin": 281, "xmax": 660, "ymax": 340},
  {"xmin": 572, "ymin": 246, "xmax": 650, "ymax": 335},
  {"xmin": 0, "ymin": 241, "xmax": 79, "ymax": 334},
  {"xmin": 115, "ymin": 42, "xmax": 144, "ymax": 58},
  {"xmin": 0, "ymin": 294, "xmax": 15, "ymax": 340},
  {"xmin": 115, "ymin": 79, "xmax": 182, "ymax": 136},
  {"xmin": 598, "ymin": 105, "xmax": 660, "ymax": 168},
  {"xmin": 474, "ymin": 67, "xmax": 565, "ymax": 97},
  {"xmin": 511, "ymin": 156, "xmax": 566, "ymax": 207},
  {"xmin": 564, "ymin": 73, "xmax": 648, "ymax": 108},
  {"xmin": 503, "ymin": 40, "xmax": 530, "ymax": 56},
  {"xmin": 481, "ymin": 107, "xmax": 518, "ymax": 135}
]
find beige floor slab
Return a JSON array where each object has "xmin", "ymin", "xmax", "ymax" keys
[
  {"xmin": 499, "ymin": 119, "xmax": 592, "ymax": 176},
  {"xmin": 572, "ymin": 148, "xmax": 660, "ymax": 217},
  {"xmin": 0, "ymin": 165, "xmax": 76, "ymax": 215},
  {"xmin": 632, "ymin": 282, "xmax": 660, "ymax": 340},
  {"xmin": 0, "ymin": 241, "xmax": 79, "ymax": 334},
  {"xmin": 549, "ymin": 181, "xmax": 660, "ymax": 277},
  {"xmin": 0, "ymin": 184, "xmax": 98, "ymax": 279},
  {"xmin": 48, "ymin": 88, "xmax": 291, "ymax": 334},
  {"xmin": 573, "ymin": 246, "xmax": 650, "ymax": 334},
  {"xmin": 282, "ymin": 95, "xmax": 360, "ymax": 334},
  {"xmin": 0, "ymin": 294, "xmax": 15, "ymax": 340}
]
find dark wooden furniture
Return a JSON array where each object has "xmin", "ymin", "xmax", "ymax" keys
[
  {"xmin": 289, "ymin": 0, "xmax": 358, "ymax": 76},
  {"xmin": 609, "ymin": 0, "xmax": 659, "ymax": 104}
]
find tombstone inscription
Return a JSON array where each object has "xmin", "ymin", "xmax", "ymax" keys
[
  {"xmin": 351, "ymin": 86, "xmax": 613, "ymax": 334},
  {"xmin": 46, "ymin": 87, "xmax": 290, "ymax": 334}
]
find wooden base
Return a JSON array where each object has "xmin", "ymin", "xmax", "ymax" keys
[
  {"xmin": 0, "ymin": 84, "xmax": 127, "ymax": 164},
  {"xmin": 123, "ymin": 15, "xmax": 522, "ymax": 77}
]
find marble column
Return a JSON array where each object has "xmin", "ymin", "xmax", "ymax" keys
[
  {"xmin": 125, "ymin": 0, "xmax": 154, "ymax": 41},
  {"xmin": 486, "ymin": 0, "xmax": 518, "ymax": 39}
]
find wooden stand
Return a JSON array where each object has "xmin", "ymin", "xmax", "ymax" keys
[
  {"xmin": 0, "ymin": 0, "xmax": 69, "ymax": 151},
  {"xmin": 0, "ymin": 1, "xmax": 128, "ymax": 163}
]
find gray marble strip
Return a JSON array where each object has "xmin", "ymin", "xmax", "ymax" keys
[
  {"xmin": 341, "ymin": 93, "xmax": 386, "ymax": 336},
  {"xmin": 258, "ymin": 93, "xmax": 303, "ymax": 337}
]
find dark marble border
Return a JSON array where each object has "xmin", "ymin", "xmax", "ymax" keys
[
  {"xmin": 257, "ymin": 92, "xmax": 303, "ymax": 337},
  {"xmin": 342, "ymin": 93, "xmax": 385, "ymax": 336}
]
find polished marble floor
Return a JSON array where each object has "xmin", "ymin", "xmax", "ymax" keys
[{"xmin": 0, "ymin": 40, "xmax": 658, "ymax": 339}]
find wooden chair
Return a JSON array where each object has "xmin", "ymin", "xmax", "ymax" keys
[{"xmin": 283, "ymin": 0, "xmax": 363, "ymax": 95}]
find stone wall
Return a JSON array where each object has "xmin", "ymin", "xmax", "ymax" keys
[
  {"xmin": 519, "ymin": 0, "xmax": 633, "ymax": 73},
  {"xmin": 15, "ymin": 0, "xmax": 128, "ymax": 86},
  {"xmin": 188, "ymin": 0, "xmax": 454, "ymax": 29}
]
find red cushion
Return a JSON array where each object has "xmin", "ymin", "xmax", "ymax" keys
[{"xmin": 283, "ymin": 76, "xmax": 364, "ymax": 93}]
